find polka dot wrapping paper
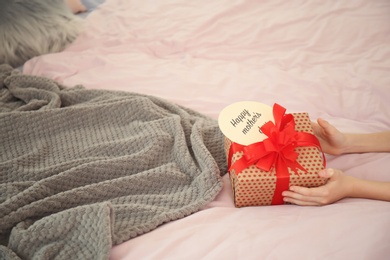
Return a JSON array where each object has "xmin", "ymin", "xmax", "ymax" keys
[{"xmin": 224, "ymin": 113, "xmax": 326, "ymax": 207}]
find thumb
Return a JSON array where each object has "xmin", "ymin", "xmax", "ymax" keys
[
  {"xmin": 318, "ymin": 168, "xmax": 336, "ymax": 179},
  {"xmin": 317, "ymin": 118, "xmax": 340, "ymax": 138},
  {"xmin": 317, "ymin": 118, "xmax": 332, "ymax": 133}
]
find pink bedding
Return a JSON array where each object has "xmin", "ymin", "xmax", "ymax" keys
[{"xmin": 23, "ymin": 0, "xmax": 390, "ymax": 259}]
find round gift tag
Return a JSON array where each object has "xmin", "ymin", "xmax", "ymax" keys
[{"xmin": 218, "ymin": 101, "xmax": 273, "ymax": 145}]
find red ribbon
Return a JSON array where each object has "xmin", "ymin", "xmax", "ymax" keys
[{"xmin": 228, "ymin": 103, "xmax": 325, "ymax": 205}]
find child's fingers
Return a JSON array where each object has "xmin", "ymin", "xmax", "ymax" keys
[
  {"xmin": 283, "ymin": 187, "xmax": 329, "ymax": 206},
  {"xmin": 283, "ymin": 196, "xmax": 321, "ymax": 206},
  {"xmin": 288, "ymin": 186, "xmax": 324, "ymax": 197}
]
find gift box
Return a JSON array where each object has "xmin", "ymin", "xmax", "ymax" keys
[{"xmin": 221, "ymin": 103, "xmax": 326, "ymax": 207}]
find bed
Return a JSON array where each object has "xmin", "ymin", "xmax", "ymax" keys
[{"xmin": 1, "ymin": 0, "xmax": 390, "ymax": 259}]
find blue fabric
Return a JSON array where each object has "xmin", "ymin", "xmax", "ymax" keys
[
  {"xmin": 81, "ymin": 0, "xmax": 105, "ymax": 10},
  {"xmin": 79, "ymin": 0, "xmax": 105, "ymax": 17}
]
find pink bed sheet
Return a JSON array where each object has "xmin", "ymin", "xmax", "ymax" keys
[{"xmin": 23, "ymin": 0, "xmax": 390, "ymax": 259}]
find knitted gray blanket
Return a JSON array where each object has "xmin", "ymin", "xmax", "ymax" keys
[{"xmin": 0, "ymin": 65, "xmax": 227, "ymax": 260}]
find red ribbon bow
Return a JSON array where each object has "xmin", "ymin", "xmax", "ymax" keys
[{"xmin": 228, "ymin": 103, "xmax": 325, "ymax": 205}]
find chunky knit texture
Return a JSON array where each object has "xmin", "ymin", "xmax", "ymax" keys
[{"xmin": 0, "ymin": 64, "xmax": 227, "ymax": 260}]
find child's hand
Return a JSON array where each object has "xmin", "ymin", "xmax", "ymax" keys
[
  {"xmin": 312, "ymin": 118, "xmax": 348, "ymax": 155},
  {"xmin": 282, "ymin": 169, "xmax": 354, "ymax": 206}
]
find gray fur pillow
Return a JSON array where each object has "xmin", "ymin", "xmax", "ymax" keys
[{"xmin": 0, "ymin": 0, "xmax": 82, "ymax": 68}]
